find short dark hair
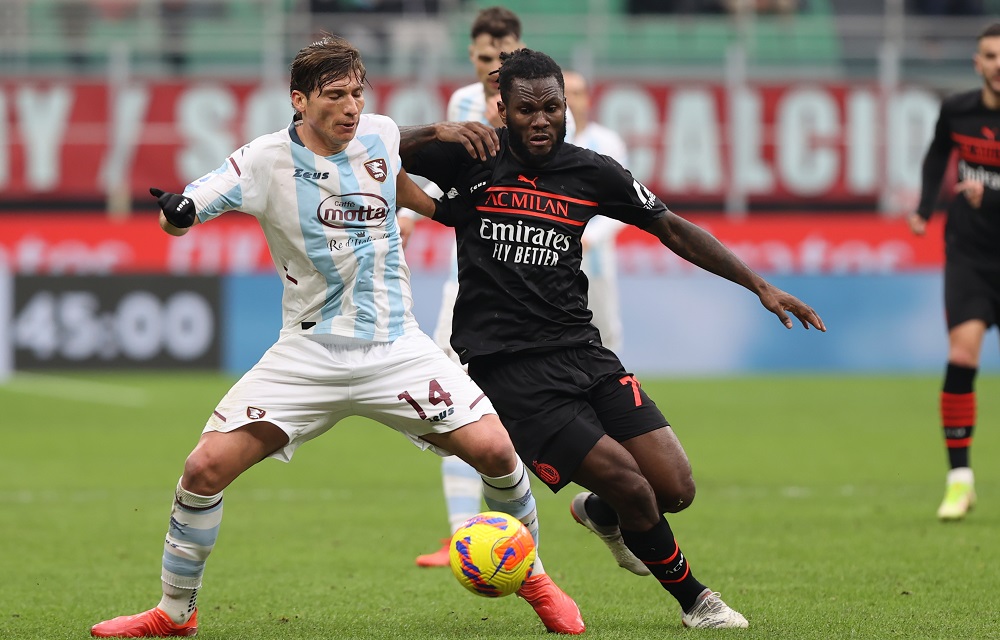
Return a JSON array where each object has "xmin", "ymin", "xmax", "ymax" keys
[
  {"xmin": 470, "ymin": 6, "xmax": 521, "ymax": 41},
  {"xmin": 978, "ymin": 22, "xmax": 1000, "ymax": 41},
  {"xmin": 289, "ymin": 33, "xmax": 366, "ymax": 100},
  {"xmin": 497, "ymin": 48, "xmax": 564, "ymax": 104}
]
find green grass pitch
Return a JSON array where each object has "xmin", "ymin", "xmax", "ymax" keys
[{"xmin": 1, "ymin": 372, "xmax": 998, "ymax": 639}]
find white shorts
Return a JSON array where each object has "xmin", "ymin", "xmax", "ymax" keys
[{"xmin": 204, "ymin": 332, "xmax": 496, "ymax": 462}]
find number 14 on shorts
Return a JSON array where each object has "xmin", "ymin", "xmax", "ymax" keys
[{"xmin": 399, "ymin": 379, "xmax": 456, "ymax": 421}]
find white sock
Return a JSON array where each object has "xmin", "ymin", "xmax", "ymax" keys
[
  {"xmin": 157, "ymin": 480, "xmax": 223, "ymax": 624},
  {"xmin": 480, "ymin": 458, "xmax": 545, "ymax": 575},
  {"xmin": 947, "ymin": 467, "xmax": 974, "ymax": 485}
]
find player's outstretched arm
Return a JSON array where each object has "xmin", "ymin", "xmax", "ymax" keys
[
  {"xmin": 755, "ymin": 282, "xmax": 827, "ymax": 332},
  {"xmin": 150, "ymin": 187, "xmax": 199, "ymax": 237},
  {"xmin": 400, "ymin": 122, "xmax": 499, "ymax": 162},
  {"xmin": 646, "ymin": 212, "xmax": 826, "ymax": 331}
]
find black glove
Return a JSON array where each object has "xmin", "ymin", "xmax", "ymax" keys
[
  {"xmin": 432, "ymin": 193, "xmax": 465, "ymax": 225},
  {"xmin": 150, "ymin": 187, "xmax": 196, "ymax": 228}
]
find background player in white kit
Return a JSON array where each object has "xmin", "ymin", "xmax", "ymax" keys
[
  {"xmin": 564, "ymin": 69, "xmax": 628, "ymax": 353},
  {"xmin": 89, "ymin": 34, "xmax": 584, "ymax": 638}
]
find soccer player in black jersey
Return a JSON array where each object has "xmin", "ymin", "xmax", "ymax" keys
[
  {"xmin": 909, "ymin": 22, "xmax": 1000, "ymax": 521},
  {"xmin": 401, "ymin": 48, "xmax": 825, "ymax": 629}
]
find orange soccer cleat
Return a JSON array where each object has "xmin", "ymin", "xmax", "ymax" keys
[
  {"xmin": 91, "ymin": 607, "xmax": 198, "ymax": 638},
  {"xmin": 516, "ymin": 573, "xmax": 585, "ymax": 634},
  {"xmin": 415, "ymin": 537, "xmax": 452, "ymax": 567}
]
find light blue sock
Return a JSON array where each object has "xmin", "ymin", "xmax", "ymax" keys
[
  {"xmin": 442, "ymin": 455, "xmax": 484, "ymax": 533},
  {"xmin": 480, "ymin": 458, "xmax": 544, "ymax": 574},
  {"xmin": 157, "ymin": 480, "xmax": 223, "ymax": 623}
]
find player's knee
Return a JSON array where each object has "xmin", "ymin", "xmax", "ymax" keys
[
  {"xmin": 947, "ymin": 351, "xmax": 979, "ymax": 368},
  {"xmin": 461, "ymin": 420, "xmax": 519, "ymax": 477},
  {"xmin": 469, "ymin": 443, "xmax": 519, "ymax": 478},
  {"xmin": 182, "ymin": 451, "xmax": 228, "ymax": 495},
  {"xmin": 660, "ymin": 476, "xmax": 696, "ymax": 513}
]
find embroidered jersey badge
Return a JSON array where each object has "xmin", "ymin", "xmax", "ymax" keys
[{"xmin": 364, "ymin": 159, "xmax": 388, "ymax": 182}]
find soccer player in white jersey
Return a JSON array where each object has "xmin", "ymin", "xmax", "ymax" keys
[
  {"xmin": 89, "ymin": 35, "xmax": 584, "ymax": 638},
  {"xmin": 410, "ymin": 5, "xmax": 584, "ymax": 570}
]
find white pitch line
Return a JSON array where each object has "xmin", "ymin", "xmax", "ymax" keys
[{"xmin": 0, "ymin": 372, "xmax": 150, "ymax": 407}]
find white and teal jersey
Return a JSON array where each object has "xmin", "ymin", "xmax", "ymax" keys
[
  {"xmin": 185, "ymin": 114, "xmax": 419, "ymax": 342},
  {"xmin": 447, "ymin": 82, "xmax": 489, "ymax": 122}
]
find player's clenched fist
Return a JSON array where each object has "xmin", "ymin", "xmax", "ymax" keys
[{"xmin": 150, "ymin": 187, "xmax": 196, "ymax": 228}]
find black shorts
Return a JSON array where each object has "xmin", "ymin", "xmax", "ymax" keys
[
  {"xmin": 944, "ymin": 260, "xmax": 1000, "ymax": 329},
  {"xmin": 468, "ymin": 345, "xmax": 669, "ymax": 493}
]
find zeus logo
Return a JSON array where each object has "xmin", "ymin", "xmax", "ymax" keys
[{"xmin": 294, "ymin": 168, "xmax": 330, "ymax": 180}]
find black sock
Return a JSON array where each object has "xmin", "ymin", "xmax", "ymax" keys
[
  {"xmin": 941, "ymin": 363, "xmax": 976, "ymax": 469},
  {"xmin": 621, "ymin": 517, "xmax": 706, "ymax": 612}
]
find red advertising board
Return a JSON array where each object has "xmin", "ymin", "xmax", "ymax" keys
[
  {"xmin": 0, "ymin": 79, "xmax": 941, "ymax": 208},
  {"xmin": 0, "ymin": 213, "xmax": 944, "ymax": 275}
]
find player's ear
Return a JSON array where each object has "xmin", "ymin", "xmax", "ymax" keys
[
  {"xmin": 291, "ymin": 89, "xmax": 308, "ymax": 115},
  {"xmin": 498, "ymin": 101, "xmax": 507, "ymax": 125}
]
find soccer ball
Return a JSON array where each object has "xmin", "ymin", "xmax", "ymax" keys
[{"xmin": 449, "ymin": 511, "xmax": 536, "ymax": 598}]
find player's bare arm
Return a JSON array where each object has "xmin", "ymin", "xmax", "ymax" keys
[
  {"xmin": 400, "ymin": 122, "xmax": 499, "ymax": 162},
  {"xmin": 396, "ymin": 168, "xmax": 437, "ymax": 218},
  {"xmin": 646, "ymin": 212, "xmax": 826, "ymax": 332},
  {"xmin": 907, "ymin": 212, "xmax": 928, "ymax": 236}
]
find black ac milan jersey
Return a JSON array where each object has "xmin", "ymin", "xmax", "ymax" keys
[
  {"xmin": 917, "ymin": 89, "xmax": 1000, "ymax": 269},
  {"xmin": 408, "ymin": 128, "xmax": 667, "ymax": 362}
]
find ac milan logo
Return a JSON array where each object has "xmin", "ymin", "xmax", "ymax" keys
[
  {"xmin": 364, "ymin": 158, "xmax": 388, "ymax": 182},
  {"xmin": 532, "ymin": 461, "xmax": 560, "ymax": 485},
  {"xmin": 247, "ymin": 407, "xmax": 266, "ymax": 420}
]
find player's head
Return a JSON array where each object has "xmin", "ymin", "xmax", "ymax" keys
[
  {"xmin": 496, "ymin": 49, "xmax": 567, "ymax": 168},
  {"xmin": 562, "ymin": 70, "xmax": 590, "ymax": 129},
  {"xmin": 289, "ymin": 34, "xmax": 366, "ymax": 153},
  {"xmin": 975, "ymin": 23, "xmax": 1000, "ymax": 99},
  {"xmin": 468, "ymin": 6, "xmax": 524, "ymax": 98}
]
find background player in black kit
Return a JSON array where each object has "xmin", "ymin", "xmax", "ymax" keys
[
  {"xmin": 909, "ymin": 22, "xmax": 1000, "ymax": 522},
  {"xmin": 401, "ymin": 48, "xmax": 825, "ymax": 629}
]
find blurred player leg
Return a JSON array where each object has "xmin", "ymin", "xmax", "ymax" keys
[
  {"xmin": 936, "ymin": 319, "xmax": 984, "ymax": 520},
  {"xmin": 415, "ymin": 456, "xmax": 482, "ymax": 567},
  {"xmin": 417, "ymin": 274, "xmax": 488, "ymax": 565},
  {"xmin": 937, "ymin": 319, "xmax": 984, "ymax": 520}
]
